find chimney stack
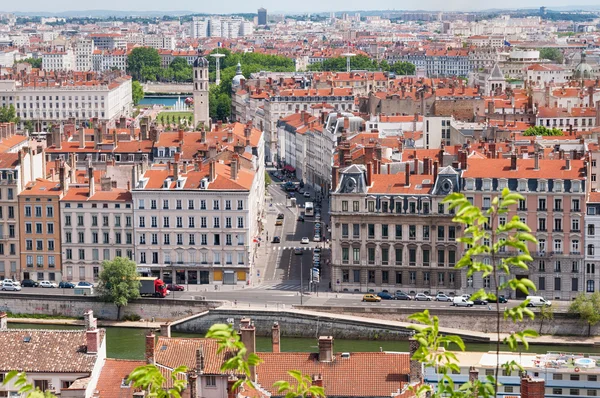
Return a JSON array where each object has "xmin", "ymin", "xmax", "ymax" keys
[
  {"xmin": 88, "ymin": 160, "xmax": 95, "ymax": 197},
  {"xmin": 409, "ymin": 338, "xmax": 423, "ymax": 382},
  {"xmin": 433, "ymin": 160, "xmax": 439, "ymax": 183},
  {"xmin": 160, "ymin": 322, "xmax": 171, "ymax": 338},
  {"xmin": 521, "ymin": 375, "xmax": 545, "ymax": 398},
  {"xmin": 566, "ymin": 157, "xmax": 571, "ymax": 170},
  {"xmin": 79, "ymin": 126, "xmax": 85, "ymax": 149},
  {"xmin": 366, "ymin": 162, "xmax": 373, "ymax": 187},
  {"xmin": 209, "ymin": 160, "xmax": 216, "ymax": 183},
  {"xmin": 272, "ymin": 322, "xmax": 281, "ymax": 353},
  {"xmin": 59, "ymin": 163, "xmax": 66, "ymax": 192},
  {"xmin": 510, "ymin": 153, "xmax": 517, "ymax": 171},
  {"xmin": 240, "ymin": 319, "xmax": 256, "ymax": 382},
  {"xmin": 423, "ymin": 157, "xmax": 430, "ymax": 175},
  {"xmin": 318, "ymin": 336, "xmax": 333, "ymax": 362},
  {"xmin": 231, "ymin": 156, "xmax": 238, "ymax": 181},
  {"xmin": 534, "ymin": 152, "xmax": 540, "ymax": 170},
  {"xmin": 405, "ymin": 162, "xmax": 410, "ymax": 186},
  {"xmin": 145, "ymin": 332, "xmax": 155, "ymax": 364},
  {"xmin": 196, "ymin": 346, "xmax": 205, "ymax": 373}
]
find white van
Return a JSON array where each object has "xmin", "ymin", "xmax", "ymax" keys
[
  {"xmin": 526, "ymin": 296, "xmax": 552, "ymax": 307},
  {"xmin": 453, "ymin": 296, "xmax": 474, "ymax": 307}
]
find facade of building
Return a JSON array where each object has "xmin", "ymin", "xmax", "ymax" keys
[
  {"xmin": 584, "ymin": 191, "xmax": 600, "ymax": 294},
  {"xmin": 18, "ymin": 178, "xmax": 64, "ymax": 282},
  {"xmin": 193, "ymin": 54, "xmax": 210, "ymax": 129},
  {"xmin": 41, "ymin": 49, "xmax": 75, "ymax": 72}
]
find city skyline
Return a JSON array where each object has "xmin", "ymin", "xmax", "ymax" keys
[{"xmin": 3, "ymin": 0, "xmax": 600, "ymax": 14}]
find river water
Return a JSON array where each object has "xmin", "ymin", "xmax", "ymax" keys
[
  {"xmin": 138, "ymin": 96, "xmax": 187, "ymax": 107},
  {"xmin": 9, "ymin": 323, "xmax": 600, "ymax": 360}
]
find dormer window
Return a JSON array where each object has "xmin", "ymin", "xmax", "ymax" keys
[
  {"xmin": 465, "ymin": 179, "xmax": 474, "ymax": 190},
  {"xmin": 163, "ymin": 179, "xmax": 170, "ymax": 189},
  {"xmin": 554, "ymin": 180, "xmax": 563, "ymax": 192},
  {"xmin": 176, "ymin": 180, "xmax": 183, "ymax": 189},
  {"xmin": 482, "ymin": 179, "xmax": 491, "ymax": 191},
  {"xmin": 538, "ymin": 180, "xmax": 547, "ymax": 192},
  {"xmin": 367, "ymin": 201, "xmax": 375, "ymax": 212},
  {"xmin": 518, "ymin": 179, "xmax": 527, "ymax": 192}
]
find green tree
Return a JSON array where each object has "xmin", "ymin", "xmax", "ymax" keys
[
  {"xmin": 169, "ymin": 57, "xmax": 193, "ymax": 82},
  {"xmin": 23, "ymin": 120, "xmax": 34, "ymax": 133},
  {"xmin": 0, "ymin": 105, "xmax": 18, "ymax": 123},
  {"xmin": 569, "ymin": 292, "xmax": 600, "ymax": 337},
  {"xmin": 265, "ymin": 170, "xmax": 272, "ymax": 188},
  {"xmin": 132, "ymin": 81, "xmax": 144, "ymax": 106},
  {"xmin": 539, "ymin": 303, "xmax": 554, "ymax": 334},
  {"xmin": 539, "ymin": 47, "xmax": 564, "ymax": 64},
  {"xmin": 97, "ymin": 257, "xmax": 140, "ymax": 320},
  {"xmin": 391, "ymin": 61, "xmax": 416, "ymax": 76},
  {"xmin": 127, "ymin": 47, "xmax": 161, "ymax": 81},
  {"xmin": 523, "ymin": 125, "xmax": 564, "ymax": 136},
  {"xmin": 17, "ymin": 57, "xmax": 42, "ymax": 69}
]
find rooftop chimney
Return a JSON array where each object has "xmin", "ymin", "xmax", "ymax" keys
[
  {"xmin": 240, "ymin": 320, "xmax": 256, "ymax": 382},
  {"xmin": 510, "ymin": 153, "xmax": 517, "ymax": 171},
  {"xmin": 405, "ymin": 162, "xmax": 410, "ymax": 186},
  {"xmin": 86, "ymin": 328, "xmax": 100, "ymax": 354},
  {"xmin": 366, "ymin": 162, "xmax": 373, "ymax": 187},
  {"xmin": 209, "ymin": 160, "xmax": 216, "ymax": 183},
  {"xmin": 272, "ymin": 322, "xmax": 281, "ymax": 353},
  {"xmin": 409, "ymin": 338, "xmax": 423, "ymax": 383},
  {"xmin": 196, "ymin": 346, "xmax": 205, "ymax": 373},
  {"xmin": 178, "ymin": 129, "xmax": 184, "ymax": 143},
  {"xmin": 318, "ymin": 336, "xmax": 333, "ymax": 362},
  {"xmin": 521, "ymin": 375, "xmax": 545, "ymax": 398},
  {"xmin": 88, "ymin": 160, "xmax": 95, "ymax": 197},
  {"xmin": 231, "ymin": 156, "xmax": 238, "ymax": 181},
  {"xmin": 145, "ymin": 332, "xmax": 155, "ymax": 364},
  {"xmin": 566, "ymin": 157, "xmax": 571, "ymax": 170},
  {"xmin": 79, "ymin": 126, "xmax": 85, "ymax": 149},
  {"xmin": 160, "ymin": 323, "xmax": 171, "ymax": 338},
  {"xmin": 534, "ymin": 152, "xmax": 540, "ymax": 170},
  {"xmin": 433, "ymin": 160, "xmax": 439, "ymax": 183}
]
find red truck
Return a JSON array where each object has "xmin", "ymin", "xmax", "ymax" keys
[{"xmin": 138, "ymin": 277, "xmax": 168, "ymax": 298}]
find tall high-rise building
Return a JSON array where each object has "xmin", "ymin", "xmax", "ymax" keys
[{"xmin": 258, "ymin": 8, "xmax": 267, "ymax": 26}]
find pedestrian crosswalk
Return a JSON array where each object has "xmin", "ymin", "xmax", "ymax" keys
[
  {"xmin": 251, "ymin": 281, "xmax": 301, "ymax": 291},
  {"xmin": 269, "ymin": 246, "xmax": 316, "ymax": 251},
  {"xmin": 268, "ymin": 203, "xmax": 287, "ymax": 207}
]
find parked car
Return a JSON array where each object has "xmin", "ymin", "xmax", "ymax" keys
[
  {"xmin": 473, "ymin": 298, "xmax": 488, "ymax": 305},
  {"xmin": 362, "ymin": 294, "xmax": 381, "ymax": 302},
  {"xmin": 435, "ymin": 293, "xmax": 452, "ymax": 302},
  {"xmin": 1, "ymin": 280, "xmax": 21, "ymax": 291},
  {"xmin": 377, "ymin": 292, "xmax": 395, "ymax": 300},
  {"xmin": 167, "ymin": 284, "xmax": 185, "ymax": 292},
  {"xmin": 39, "ymin": 281, "xmax": 57, "ymax": 288},
  {"xmin": 272, "ymin": 236, "xmax": 281, "ymax": 243},
  {"xmin": 453, "ymin": 296, "xmax": 474, "ymax": 307},
  {"xmin": 297, "ymin": 215, "xmax": 305, "ymax": 222},
  {"xmin": 526, "ymin": 296, "xmax": 552, "ymax": 307},
  {"xmin": 395, "ymin": 292, "xmax": 412, "ymax": 300},
  {"xmin": 313, "ymin": 247, "xmax": 321, "ymax": 254},
  {"xmin": 76, "ymin": 281, "xmax": 94, "ymax": 287},
  {"xmin": 488, "ymin": 295, "xmax": 508, "ymax": 303},
  {"xmin": 294, "ymin": 247, "xmax": 303, "ymax": 255},
  {"xmin": 21, "ymin": 279, "xmax": 38, "ymax": 287},
  {"xmin": 58, "ymin": 281, "xmax": 75, "ymax": 288},
  {"xmin": 313, "ymin": 235, "xmax": 321, "ymax": 242},
  {"xmin": 414, "ymin": 293, "xmax": 433, "ymax": 301},
  {"xmin": 461, "ymin": 294, "xmax": 471, "ymax": 300},
  {"xmin": 301, "ymin": 237, "xmax": 310, "ymax": 244}
]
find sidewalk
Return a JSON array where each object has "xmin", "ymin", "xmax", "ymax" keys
[{"xmin": 9, "ymin": 317, "xmax": 163, "ymax": 329}]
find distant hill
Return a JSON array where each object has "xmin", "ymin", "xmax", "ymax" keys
[{"xmin": 13, "ymin": 10, "xmax": 195, "ymax": 17}]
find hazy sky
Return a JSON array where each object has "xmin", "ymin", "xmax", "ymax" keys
[{"xmin": 2, "ymin": 0, "xmax": 598, "ymax": 13}]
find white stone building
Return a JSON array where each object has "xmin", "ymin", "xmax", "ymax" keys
[{"xmin": 42, "ymin": 49, "xmax": 75, "ymax": 71}]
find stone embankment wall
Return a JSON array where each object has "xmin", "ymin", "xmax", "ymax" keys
[
  {"xmin": 0, "ymin": 293, "xmax": 219, "ymax": 321},
  {"xmin": 299, "ymin": 306, "xmax": 599, "ymax": 337}
]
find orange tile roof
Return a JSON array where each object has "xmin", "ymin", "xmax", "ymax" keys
[
  {"xmin": 96, "ymin": 359, "xmax": 145, "ymax": 398},
  {"xmin": 0, "ymin": 153, "xmax": 19, "ymax": 169},
  {"xmin": 367, "ymin": 174, "xmax": 435, "ymax": 195},
  {"xmin": 257, "ymin": 352, "xmax": 410, "ymax": 397},
  {"xmin": 19, "ymin": 179, "xmax": 63, "ymax": 196},
  {"xmin": 537, "ymin": 106, "xmax": 595, "ymax": 118},
  {"xmin": 154, "ymin": 337, "xmax": 231, "ymax": 375},
  {"xmin": 61, "ymin": 187, "xmax": 132, "ymax": 202}
]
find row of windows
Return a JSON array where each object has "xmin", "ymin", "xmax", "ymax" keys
[
  {"xmin": 64, "ymin": 202, "xmax": 131, "ymax": 209},
  {"xmin": 139, "ymin": 251, "xmax": 245, "ymax": 265},
  {"xmin": 341, "ymin": 247, "xmax": 456, "ymax": 266},
  {"xmin": 139, "ymin": 232, "xmax": 244, "ymax": 246},
  {"xmin": 340, "ymin": 223, "xmax": 457, "ymax": 241},
  {"xmin": 64, "ymin": 215, "xmax": 132, "ymax": 228},
  {"xmin": 138, "ymin": 198, "xmax": 244, "ymax": 210},
  {"xmin": 138, "ymin": 216, "xmax": 244, "ymax": 229},
  {"xmin": 24, "ymin": 205, "xmax": 54, "ymax": 218},
  {"xmin": 340, "ymin": 199, "xmax": 450, "ymax": 214},
  {"xmin": 65, "ymin": 248, "xmax": 133, "ymax": 261},
  {"xmin": 340, "ymin": 269, "xmax": 457, "ymax": 285},
  {"xmin": 25, "ymin": 254, "xmax": 56, "ymax": 267}
]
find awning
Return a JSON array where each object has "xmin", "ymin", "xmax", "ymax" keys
[{"xmin": 283, "ymin": 165, "xmax": 295, "ymax": 172}]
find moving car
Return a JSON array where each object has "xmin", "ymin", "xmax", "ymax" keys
[
  {"xmin": 395, "ymin": 292, "xmax": 412, "ymax": 300},
  {"xmin": 21, "ymin": 279, "xmax": 38, "ymax": 287},
  {"xmin": 58, "ymin": 281, "xmax": 75, "ymax": 288},
  {"xmin": 294, "ymin": 247, "xmax": 303, "ymax": 255},
  {"xmin": 414, "ymin": 293, "xmax": 433, "ymax": 301},
  {"xmin": 167, "ymin": 284, "xmax": 185, "ymax": 292},
  {"xmin": 275, "ymin": 219, "xmax": 283, "ymax": 226},
  {"xmin": 473, "ymin": 298, "xmax": 488, "ymax": 305},
  {"xmin": 453, "ymin": 296, "xmax": 474, "ymax": 307},
  {"xmin": 277, "ymin": 213, "xmax": 285, "ymax": 219},
  {"xmin": 1, "ymin": 280, "xmax": 21, "ymax": 291},
  {"xmin": 39, "ymin": 281, "xmax": 58, "ymax": 288},
  {"xmin": 303, "ymin": 192, "xmax": 311, "ymax": 198},
  {"xmin": 362, "ymin": 294, "xmax": 381, "ymax": 302},
  {"xmin": 526, "ymin": 296, "xmax": 552, "ymax": 307},
  {"xmin": 301, "ymin": 237, "xmax": 310, "ymax": 244},
  {"xmin": 377, "ymin": 292, "xmax": 394, "ymax": 300},
  {"xmin": 435, "ymin": 293, "xmax": 452, "ymax": 302},
  {"xmin": 272, "ymin": 236, "xmax": 281, "ymax": 243}
]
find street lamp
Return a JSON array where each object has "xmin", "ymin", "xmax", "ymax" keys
[{"xmin": 300, "ymin": 257, "xmax": 303, "ymax": 305}]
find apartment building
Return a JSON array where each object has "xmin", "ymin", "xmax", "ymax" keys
[
  {"xmin": 91, "ymin": 49, "xmax": 128, "ymax": 72},
  {"xmin": 41, "ymin": 49, "xmax": 75, "ymax": 72},
  {"xmin": 18, "ymin": 178, "xmax": 65, "ymax": 282},
  {"xmin": 0, "ymin": 71, "xmax": 132, "ymax": 130},
  {"xmin": 0, "ymin": 148, "xmax": 45, "ymax": 280},
  {"xmin": 536, "ymin": 105, "xmax": 597, "ymax": 132},
  {"xmin": 74, "ymin": 39, "xmax": 94, "ymax": 72},
  {"xmin": 60, "ymin": 167, "xmax": 133, "ymax": 282},
  {"xmin": 88, "ymin": 33, "xmax": 127, "ymax": 50},
  {"xmin": 330, "ymin": 159, "xmax": 462, "ymax": 294},
  {"xmin": 132, "ymin": 157, "xmax": 263, "ymax": 285},
  {"xmin": 584, "ymin": 191, "xmax": 600, "ymax": 294},
  {"xmin": 463, "ymin": 155, "xmax": 586, "ymax": 301}
]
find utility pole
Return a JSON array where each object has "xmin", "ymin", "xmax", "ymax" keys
[{"xmin": 300, "ymin": 257, "xmax": 303, "ymax": 305}]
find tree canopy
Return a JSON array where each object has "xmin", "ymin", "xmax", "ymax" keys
[
  {"xmin": 522, "ymin": 125, "xmax": 564, "ymax": 136},
  {"xmin": 569, "ymin": 292, "xmax": 600, "ymax": 336},
  {"xmin": 132, "ymin": 81, "xmax": 144, "ymax": 105},
  {"xmin": 0, "ymin": 105, "xmax": 19, "ymax": 124},
  {"xmin": 97, "ymin": 257, "xmax": 140, "ymax": 320},
  {"xmin": 539, "ymin": 47, "xmax": 564, "ymax": 64},
  {"xmin": 127, "ymin": 47, "xmax": 161, "ymax": 81},
  {"xmin": 17, "ymin": 57, "xmax": 42, "ymax": 69}
]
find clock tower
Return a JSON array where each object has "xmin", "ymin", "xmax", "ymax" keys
[{"xmin": 193, "ymin": 50, "xmax": 210, "ymax": 129}]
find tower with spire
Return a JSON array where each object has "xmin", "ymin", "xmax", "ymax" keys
[{"xmin": 193, "ymin": 50, "xmax": 210, "ymax": 129}]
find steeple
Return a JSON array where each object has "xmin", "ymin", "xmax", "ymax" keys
[{"xmin": 193, "ymin": 49, "xmax": 210, "ymax": 129}]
